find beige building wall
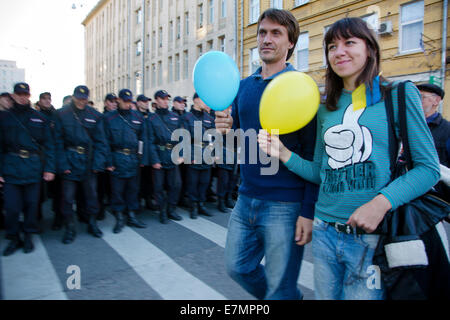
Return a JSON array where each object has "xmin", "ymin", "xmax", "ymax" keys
[
  {"xmin": 83, "ymin": 0, "xmax": 237, "ymax": 110},
  {"xmin": 238, "ymin": 0, "xmax": 450, "ymax": 117}
]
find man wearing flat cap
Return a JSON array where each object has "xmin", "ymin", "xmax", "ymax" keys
[
  {"xmin": 55, "ymin": 85, "xmax": 108, "ymax": 244},
  {"xmin": 417, "ymin": 83, "xmax": 450, "ymax": 201}
]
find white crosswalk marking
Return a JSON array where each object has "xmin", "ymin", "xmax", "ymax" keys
[
  {"xmin": 102, "ymin": 213, "xmax": 226, "ymax": 300},
  {"xmin": 1, "ymin": 235, "xmax": 67, "ymax": 300},
  {"xmin": 174, "ymin": 208, "xmax": 315, "ymax": 291}
]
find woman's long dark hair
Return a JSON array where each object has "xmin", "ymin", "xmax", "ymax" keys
[{"xmin": 324, "ymin": 17, "xmax": 389, "ymax": 111}]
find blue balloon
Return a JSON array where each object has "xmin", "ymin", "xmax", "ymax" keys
[{"xmin": 193, "ymin": 51, "xmax": 240, "ymax": 111}]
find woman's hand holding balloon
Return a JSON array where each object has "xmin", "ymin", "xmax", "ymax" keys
[{"xmin": 257, "ymin": 130, "xmax": 292, "ymax": 163}]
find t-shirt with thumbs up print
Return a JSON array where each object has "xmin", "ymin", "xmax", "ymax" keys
[{"xmin": 284, "ymin": 82, "xmax": 440, "ymax": 224}]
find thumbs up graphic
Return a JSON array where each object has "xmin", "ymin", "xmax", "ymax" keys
[{"xmin": 323, "ymin": 104, "xmax": 373, "ymax": 169}]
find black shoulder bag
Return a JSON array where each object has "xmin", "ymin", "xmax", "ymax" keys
[{"xmin": 372, "ymin": 81, "xmax": 450, "ymax": 299}]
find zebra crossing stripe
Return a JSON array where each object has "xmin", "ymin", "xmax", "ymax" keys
[
  {"xmin": 102, "ymin": 213, "xmax": 226, "ymax": 300},
  {"xmin": 174, "ymin": 208, "xmax": 315, "ymax": 291},
  {"xmin": 1, "ymin": 235, "xmax": 67, "ymax": 300}
]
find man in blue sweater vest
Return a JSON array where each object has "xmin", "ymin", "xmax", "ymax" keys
[{"xmin": 215, "ymin": 9, "xmax": 318, "ymax": 299}]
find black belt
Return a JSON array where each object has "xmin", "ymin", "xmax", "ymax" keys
[
  {"xmin": 159, "ymin": 143, "xmax": 174, "ymax": 151},
  {"xmin": 67, "ymin": 146, "xmax": 87, "ymax": 155},
  {"xmin": 113, "ymin": 148, "xmax": 136, "ymax": 156},
  {"xmin": 7, "ymin": 149, "xmax": 39, "ymax": 159},
  {"xmin": 326, "ymin": 221, "xmax": 366, "ymax": 235}
]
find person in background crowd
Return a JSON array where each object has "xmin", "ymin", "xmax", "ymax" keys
[
  {"xmin": 103, "ymin": 89, "xmax": 148, "ymax": 233},
  {"xmin": 103, "ymin": 93, "xmax": 118, "ymax": 114},
  {"xmin": 0, "ymin": 83, "xmax": 56, "ymax": 256},
  {"xmin": 417, "ymin": 83, "xmax": 450, "ymax": 201},
  {"xmin": 183, "ymin": 93, "xmax": 215, "ymax": 219},
  {"xmin": 55, "ymin": 85, "xmax": 108, "ymax": 244},
  {"xmin": 36, "ymin": 92, "xmax": 63, "ymax": 230},
  {"xmin": 215, "ymin": 8, "xmax": 318, "ymax": 300},
  {"xmin": 147, "ymin": 90, "xmax": 184, "ymax": 224},
  {"xmin": 0, "ymin": 92, "xmax": 13, "ymax": 111},
  {"xmin": 62, "ymin": 95, "xmax": 72, "ymax": 107}
]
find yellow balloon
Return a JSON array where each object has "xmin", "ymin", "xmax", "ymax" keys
[{"xmin": 260, "ymin": 71, "xmax": 320, "ymax": 135}]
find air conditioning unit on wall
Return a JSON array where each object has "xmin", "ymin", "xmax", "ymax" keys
[{"xmin": 378, "ymin": 21, "xmax": 393, "ymax": 35}]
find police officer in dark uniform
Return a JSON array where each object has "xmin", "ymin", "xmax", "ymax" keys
[
  {"xmin": 147, "ymin": 90, "xmax": 183, "ymax": 224},
  {"xmin": 103, "ymin": 89, "xmax": 148, "ymax": 233},
  {"xmin": 55, "ymin": 85, "xmax": 108, "ymax": 244},
  {"xmin": 97, "ymin": 93, "xmax": 118, "ymax": 221},
  {"xmin": 135, "ymin": 94, "xmax": 158, "ymax": 211},
  {"xmin": 36, "ymin": 91, "xmax": 64, "ymax": 229},
  {"xmin": 0, "ymin": 83, "xmax": 56, "ymax": 256},
  {"xmin": 183, "ymin": 93, "xmax": 215, "ymax": 219}
]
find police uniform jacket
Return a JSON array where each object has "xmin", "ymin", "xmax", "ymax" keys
[
  {"xmin": 39, "ymin": 106, "xmax": 59, "ymax": 139},
  {"xmin": 183, "ymin": 109, "xmax": 215, "ymax": 170},
  {"xmin": 103, "ymin": 109, "xmax": 148, "ymax": 178},
  {"xmin": 55, "ymin": 103, "xmax": 108, "ymax": 181},
  {"xmin": 0, "ymin": 102, "xmax": 56, "ymax": 184},
  {"xmin": 147, "ymin": 108, "xmax": 183, "ymax": 169}
]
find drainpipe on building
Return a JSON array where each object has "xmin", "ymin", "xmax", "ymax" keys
[
  {"xmin": 240, "ymin": 0, "xmax": 243, "ymax": 76},
  {"xmin": 440, "ymin": 0, "xmax": 448, "ymax": 113},
  {"xmin": 142, "ymin": 0, "xmax": 146, "ymax": 93}
]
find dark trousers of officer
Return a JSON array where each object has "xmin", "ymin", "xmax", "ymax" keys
[
  {"xmin": 216, "ymin": 168, "xmax": 239, "ymax": 198},
  {"xmin": 3, "ymin": 182, "xmax": 41, "ymax": 237},
  {"xmin": 98, "ymin": 171, "xmax": 111, "ymax": 209},
  {"xmin": 39, "ymin": 176, "xmax": 62, "ymax": 219},
  {"xmin": 178, "ymin": 163, "xmax": 188, "ymax": 200},
  {"xmin": 110, "ymin": 175, "xmax": 140, "ymax": 212},
  {"xmin": 153, "ymin": 167, "xmax": 181, "ymax": 207},
  {"xmin": 139, "ymin": 166, "xmax": 154, "ymax": 202},
  {"xmin": 62, "ymin": 175, "xmax": 99, "ymax": 218},
  {"xmin": 186, "ymin": 167, "xmax": 211, "ymax": 202}
]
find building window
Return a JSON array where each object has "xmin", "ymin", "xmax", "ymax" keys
[
  {"xmin": 183, "ymin": 50, "xmax": 189, "ymax": 79},
  {"xmin": 198, "ymin": 4, "xmax": 204, "ymax": 28},
  {"xmin": 146, "ymin": 66, "xmax": 150, "ymax": 88},
  {"xmin": 136, "ymin": 8, "xmax": 142, "ymax": 24},
  {"xmin": 158, "ymin": 61, "xmax": 162, "ymax": 85},
  {"xmin": 400, "ymin": 0, "xmax": 424, "ymax": 53},
  {"xmin": 249, "ymin": 47, "xmax": 260, "ymax": 75},
  {"xmin": 159, "ymin": 27, "xmax": 163, "ymax": 47},
  {"xmin": 249, "ymin": 0, "xmax": 259, "ymax": 24},
  {"xmin": 152, "ymin": 63, "xmax": 156, "ymax": 87},
  {"xmin": 175, "ymin": 54, "xmax": 180, "ymax": 81},
  {"xmin": 294, "ymin": 0, "xmax": 309, "ymax": 6},
  {"xmin": 176, "ymin": 16, "xmax": 181, "ymax": 39},
  {"xmin": 221, "ymin": 0, "xmax": 226, "ymax": 18},
  {"xmin": 270, "ymin": 0, "xmax": 283, "ymax": 9},
  {"xmin": 185, "ymin": 12, "xmax": 190, "ymax": 36},
  {"xmin": 209, "ymin": 0, "xmax": 214, "ymax": 24},
  {"xmin": 169, "ymin": 21, "xmax": 173, "ymax": 42},
  {"xmin": 152, "ymin": 31, "xmax": 156, "ymax": 52},
  {"xmin": 168, "ymin": 56, "xmax": 173, "ymax": 82},
  {"xmin": 219, "ymin": 36, "xmax": 225, "ymax": 52},
  {"xmin": 207, "ymin": 40, "xmax": 214, "ymax": 51},
  {"xmin": 296, "ymin": 32, "xmax": 309, "ymax": 71},
  {"xmin": 198, "ymin": 44, "xmax": 203, "ymax": 57},
  {"xmin": 136, "ymin": 40, "xmax": 142, "ymax": 56}
]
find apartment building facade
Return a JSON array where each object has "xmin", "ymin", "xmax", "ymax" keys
[
  {"xmin": 82, "ymin": 0, "xmax": 237, "ymax": 108},
  {"xmin": 0, "ymin": 60, "xmax": 25, "ymax": 93},
  {"xmin": 239, "ymin": 0, "xmax": 449, "ymax": 116}
]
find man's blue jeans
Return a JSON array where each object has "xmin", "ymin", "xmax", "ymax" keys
[
  {"xmin": 225, "ymin": 194, "xmax": 304, "ymax": 300},
  {"xmin": 312, "ymin": 217, "xmax": 385, "ymax": 300}
]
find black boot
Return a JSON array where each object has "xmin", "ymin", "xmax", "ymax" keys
[
  {"xmin": 3, "ymin": 234, "xmax": 23, "ymax": 256},
  {"xmin": 127, "ymin": 211, "xmax": 147, "ymax": 228},
  {"xmin": 167, "ymin": 204, "xmax": 182, "ymax": 221},
  {"xmin": 190, "ymin": 202, "xmax": 198, "ymax": 219},
  {"xmin": 218, "ymin": 197, "xmax": 230, "ymax": 213},
  {"xmin": 23, "ymin": 233, "xmax": 34, "ymax": 254},
  {"xmin": 145, "ymin": 197, "xmax": 159, "ymax": 211},
  {"xmin": 51, "ymin": 212, "xmax": 63, "ymax": 231},
  {"xmin": 62, "ymin": 216, "xmax": 76, "ymax": 244},
  {"xmin": 225, "ymin": 193, "xmax": 235, "ymax": 209},
  {"xmin": 97, "ymin": 205, "xmax": 105, "ymax": 221},
  {"xmin": 178, "ymin": 196, "xmax": 191, "ymax": 209},
  {"xmin": 87, "ymin": 215, "xmax": 103, "ymax": 238},
  {"xmin": 159, "ymin": 203, "xmax": 168, "ymax": 224},
  {"xmin": 198, "ymin": 201, "xmax": 213, "ymax": 217},
  {"xmin": 113, "ymin": 211, "xmax": 125, "ymax": 234}
]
